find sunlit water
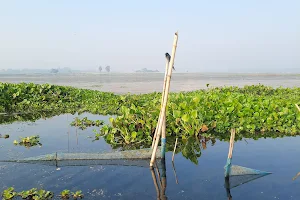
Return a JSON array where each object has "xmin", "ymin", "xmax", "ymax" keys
[{"xmin": 1, "ymin": 113, "xmax": 300, "ymax": 199}]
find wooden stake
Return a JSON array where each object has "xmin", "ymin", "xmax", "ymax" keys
[
  {"xmin": 228, "ymin": 129, "xmax": 236, "ymax": 159},
  {"xmin": 150, "ymin": 32, "xmax": 178, "ymax": 167},
  {"xmin": 225, "ymin": 129, "xmax": 235, "ymax": 177},
  {"xmin": 295, "ymin": 104, "xmax": 300, "ymax": 113}
]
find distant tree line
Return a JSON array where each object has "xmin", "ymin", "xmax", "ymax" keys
[
  {"xmin": 98, "ymin": 66, "xmax": 110, "ymax": 73},
  {"xmin": 50, "ymin": 68, "xmax": 59, "ymax": 74}
]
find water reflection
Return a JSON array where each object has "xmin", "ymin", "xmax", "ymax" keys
[
  {"xmin": 150, "ymin": 158, "xmax": 168, "ymax": 200},
  {"xmin": 224, "ymin": 173, "xmax": 272, "ymax": 200},
  {"xmin": 2, "ymin": 112, "xmax": 300, "ymax": 199},
  {"xmin": 166, "ymin": 136, "xmax": 216, "ymax": 165},
  {"xmin": 149, "ymin": 157, "xmax": 272, "ymax": 200},
  {"xmin": 293, "ymin": 172, "xmax": 300, "ymax": 181}
]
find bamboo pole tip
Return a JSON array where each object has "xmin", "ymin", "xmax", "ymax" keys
[{"xmin": 175, "ymin": 31, "xmax": 178, "ymax": 35}]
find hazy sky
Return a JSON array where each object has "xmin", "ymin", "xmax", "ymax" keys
[{"xmin": 0, "ymin": 0, "xmax": 299, "ymax": 73}]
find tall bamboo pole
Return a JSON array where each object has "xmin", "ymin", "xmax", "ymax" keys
[
  {"xmin": 160, "ymin": 58, "xmax": 168, "ymax": 158},
  {"xmin": 150, "ymin": 32, "xmax": 178, "ymax": 168},
  {"xmin": 151, "ymin": 56, "xmax": 170, "ymax": 149}
]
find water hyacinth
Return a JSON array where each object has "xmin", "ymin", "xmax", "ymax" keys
[{"xmin": 1, "ymin": 82, "xmax": 300, "ymax": 146}]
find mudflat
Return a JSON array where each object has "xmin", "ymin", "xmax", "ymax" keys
[{"xmin": 0, "ymin": 73, "xmax": 299, "ymax": 94}]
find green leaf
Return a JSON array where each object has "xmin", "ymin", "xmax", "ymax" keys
[
  {"xmin": 131, "ymin": 131, "xmax": 137, "ymax": 139},
  {"xmin": 173, "ymin": 110, "xmax": 181, "ymax": 118},
  {"xmin": 182, "ymin": 114, "xmax": 190, "ymax": 123},
  {"xmin": 191, "ymin": 110, "xmax": 197, "ymax": 118}
]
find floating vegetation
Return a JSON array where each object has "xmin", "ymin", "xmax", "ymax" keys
[
  {"xmin": 1, "ymin": 82, "xmax": 300, "ymax": 144},
  {"xmin": 70, "ymin": 117, "xmax": 104, "ymax": 130},
  {"xmin": 60, "ymin": 190, "xmax": 70, "ymax": 199},
  {"xmin": 60, "ymin": 190, "xmax": 84, "ymax": 199},
  {"xmin": 0, "ymin": 134, "xmax": 9, "ymax": 139},
  {"xmin": 100, "ymin": 85, "xmax": 300, "ymax": 146},
  {"xmin": 2, "ymin": 187, "xmax": 17, "ymax": 200},
  {"xmin": 71, "ymin": 191, "xmax": 84, "ymax": 199},
  {"xmin": 1, "ymin": 187, "xmax": 83, "ymax": 200},
  {"xmin": 13, "ymin": 135, "xmax": 42, "ymax": 148},
  {"xmin": 18, "ymin": 188, "xmax": 53, "ymax": 200}
]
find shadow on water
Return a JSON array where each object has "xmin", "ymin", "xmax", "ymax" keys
[{"xmin": 1, "ymin": 112, "xmax": 300, "ymax": 199}]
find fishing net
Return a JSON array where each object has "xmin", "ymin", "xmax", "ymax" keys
[
  {"xmin": 224, "ymin": 157, "xmax": 271, "ymax": 190},
  {"xmin": 228, "ymin": 165, "xmax": 271, "ymax": 176},
  {"xmin": 225, "ymin": 173, "xmax": 270, "ymax": 189},
  {"xmin": 2, "ymin": 147, "xmax": 162, "ymax": 168}
]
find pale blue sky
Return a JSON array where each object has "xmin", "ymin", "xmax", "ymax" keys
[{"xmin": 0, "ymin": 0, "xmax": 299, "ymax": 72}]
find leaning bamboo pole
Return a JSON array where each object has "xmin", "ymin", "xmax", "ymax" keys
[
  {"xmin": 150, "ymin": 32, "xmax": 179, "ymax": 168},
  {"xmin": 151, "ymin": 56, "xmax": 170, "ymax": 149},
  {"xmin": 295, "ymin": 104, "xmax": 300, "ymax": 113}
]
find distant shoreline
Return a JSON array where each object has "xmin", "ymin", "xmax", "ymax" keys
[
  {"xmin": 1, "ymin": 73, "xmax": 299, "ymax": 94},
  {"xmin": 0, "ymin": 72, "xmax": 299, "ymax": 76}
]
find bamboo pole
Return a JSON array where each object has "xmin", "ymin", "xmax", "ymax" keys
[
  {"xmin": 160, "ymin": 56, "xmax": 170, "ymax": 158},
  {"xmin": 228, "ymin": 129, "xmax": 235, "ymax": 160},
  {"xmin": 161, "ymin": 114, "xmax": 167, "ymax": 158},
  {"xmin": 152, "ymin": 56, "xmax": 170, "ymax": 149},
  {"xmin": 150, "ymin": 32, "xmax": 178, "ymax": 168},
  {"xmin": 296, "ymin": 104, "xmax": 300, "ymax": 113},
  {"xmin": 225, "ymin": 129, "xmax": 236, "ymax": 177}
]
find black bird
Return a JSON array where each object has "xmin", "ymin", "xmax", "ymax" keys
[{"xmin": 165, "ymin": 52, "xmax": 175, "ymax": 70}]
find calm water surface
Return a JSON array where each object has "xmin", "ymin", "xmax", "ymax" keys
[{"xmin": 0, "ymin": 113, "xmax": 300, "ymax": 199}]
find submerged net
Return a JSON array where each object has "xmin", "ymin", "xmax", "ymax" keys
[
  {"xmin": 1, "ymin": 147, "xmax": 162, "ymax": 168},
  {"xmin": 225, "ymin": 173, "xmax": 270, "ymax": 189},
  {"xmin": 224, "ymin": 165, "xmax": 271, "ymax": 189}
]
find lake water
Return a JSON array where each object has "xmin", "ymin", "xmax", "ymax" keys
[
  {"xmin": 1, "ymin": 113, "xmax": 300, "ymax": 199},
  {"xmin": 1, "ymin": 73, "xmax": 299, "ymax": 94}
]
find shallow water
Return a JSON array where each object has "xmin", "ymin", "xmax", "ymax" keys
[{"xmin": 1, "ymin": 113, "xmax": 300, "ymax": 199}]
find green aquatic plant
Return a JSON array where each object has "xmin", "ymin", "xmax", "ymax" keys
[
  {"xmin": 18, "ymin": 188, "xmax": 53, "ymax": 200},
  {"xmin": 2, "ymin": 187, "xmax": 17, "ymax": 200},
  {"xmin": 70, "ymin": 117, "xmax": 104, "ymax": 130},
  {"xmin": 13, "ymin": 135, "xmax": 42, "ymax": 148},
  {"xmin": 1, "ymin": 82, "xmax": 300, "ymax": 143},
  {"xmin": 99, "ymin": 85, "xmax": 300, "ymax": 144},
  {"xmin": 60, "ymin": 190, "xmax": 70, "ymax": 199},
  {"xmin": 1, "ymin": 187, "xmax": 83, "ymax": 200},
  {"xmin": 71, "ymin": 191, "xmax": 84, "ymax": 199}
]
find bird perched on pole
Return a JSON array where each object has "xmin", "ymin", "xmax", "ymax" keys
[{"xmin": 165, "ymin": 52, "xmax": 175, "ymax": 70}]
